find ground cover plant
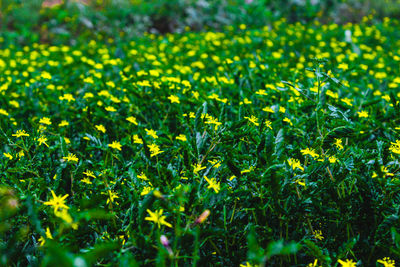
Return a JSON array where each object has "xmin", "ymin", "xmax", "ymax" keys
[{"xmin": 1, "ymin": 8, "xmax": 400, "ymax": 267}]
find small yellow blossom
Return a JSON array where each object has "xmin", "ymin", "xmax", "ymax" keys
[
  {"xmin": 193, "ymin": 163, "xmax": 206, "ymax": 174},
  {"xmin": 168, "ymin": 95, "xmax": 180, "ymax": 103},
  {"xmin": 265, "ymin": 120, "xmax": 273, "ymax": 130},
  {"xmin": 244, "ymin": 115, "xmax": 259, "ymax": 126},
  {"xmin": 328, "ymin": 156, "xmax": 337, "ymax": 163},
  {"xmin": 39, "ymin": 117, "xmax": 52, "ymax": 125},
  {"xmin": 145, "ymin": 209, "xmax": 172, "ymax": 228},
  {"xmin": 105, "ymin": 106, "xmax": 117, "ymax": 112},
  {"xmin": 95, "ymin": 124, "xmax": 106, "ymax": 133},
  {"xmin": 389, "ymin": 140, "xmax": 400, "ymax": 154},
  {"xmin": 148, "ymin": 143, "xmax": 164, "ymax": 157},
  {"xmin": 137, "ymin": 172, "xmax": 148, "ymax": 181},
  {"xmin": 37, "ymin": 136, "xmax": 49, "ymax": 147},
  {"xmin": 126, "ymin": 116, "xmax": 138, "ymax": 125},
  {"xmin": 357, "ymin": 110, "xmax": 368, "ymax": 118},
  {"xmin": 145, "ymin": 128, "xmax": 158, "ymax": 139},
  {"xmin": 59, "ymin": 94, "xmax": 75, "ymax": 102},
  {"xmin": 0, "ymin": 109, "xmax": 9, "ymax": 116},
  {"xmin": 106, "ymin": 190, "xmax": 119, "ymax": 204},
  {"xmin": 204, "ymin": 176, "xmax": 220, "ymax": 193},
  {"xmin": 3, "ymin": 152, "xmax": 13, "ymax": 160},
  {"xmin": 59, "ymin": 120, "xmax": 69, "ymax": 127},
  {"xmin": 313, "ymin": 230, "xmax": 324, "ymax": 240},
  {"xmin": 288, "ymin": 158, "xmax": 304, "ymax": 171},
  {"xmin": 80, "ymin": 177, "xmax": 92, "ymax": 184},
  {"xmin": 263, "ymin": 106, "xmax": 275, "ymax": 113},
  {"xmin": 283, "ymin": 117, "xmax": 293, "ymax": 126},
  {"xmin": 208, "ymin": 159, "xmax": 221, "ymax": 168},
  {"xmin": 337, "ymin": 259, "xmax": 356, "ymax": 267},
  {"xmin": 108, "ymin": 141, "xmax": 122, "ymax": 151},
  {"xmin": 63, "ymin": 153, "xmax": 79, "ymax": 163},
  {"xmin": 377, "ymin": 257, "xmax": 395, "ymax": 267},
  {"xmin": 334, "ymin": 138, "xmax": 344, "ymax": 150},
  {"xmin": 83, "ymin": 170, "xmax": 96, "ymax": 178},
  {"xmin": 176, "ymin": 134, "xmax": 187, "ymax": 141},
  {"xmin": 133, "ymin": 134, "xmax": 143, "ymax": 144},
  {"xmin": 255, "ymin": 89, "xmax": 267, "ymax": 96},
  {"xmin": 12, "ymin": 130, "xmax": 29, "ymax": 138},
  {"xmin": 141, "ymin": 186, "xmax": 153, "ymax": 196},
  {"xmin": 43, "ymin": 190, "xmax": 69, "ymax": 213},
  {"xmin": 300, "ymin": 148, "xmax": 319, "ymax": 159}
]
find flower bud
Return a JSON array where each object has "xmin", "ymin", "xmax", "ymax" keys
[{"xmin": 195, "ymin": 209, "xmax": 210, "ymax": 224}]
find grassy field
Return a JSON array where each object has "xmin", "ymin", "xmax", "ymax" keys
[{"xmin": 1, "ymin": 4, "xmax": 400, "ymax": 266}]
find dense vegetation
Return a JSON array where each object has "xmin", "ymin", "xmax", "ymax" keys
[{"xmin": 1, "ymin": 1, "xmax": 400, "ymax": 267}]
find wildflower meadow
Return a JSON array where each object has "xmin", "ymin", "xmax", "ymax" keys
[{"xmin": 1, "ymin": 1, "xmax": 400, "ymax": 266}]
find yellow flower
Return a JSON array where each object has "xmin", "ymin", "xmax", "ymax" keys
[
  {"xmin": 328, "ymin": 155, "xmax": 337, "ymax": 163},
  {"xmin": 38, "ymin": 227, "xmax": 53, "ymax": 246},
  {"xmin": 58, "ymin": 120, "xmax": 69, "ymax": 127},
  {"xmin": 141, "ymin": 186, "xmax": 153, "ymax": 196},
  {"xmin": 176, "ymin": 134, "xmax": 187, "ymax": 141},
  {"xmin": 377, "ymin": 257, "xmax": 395, "ymax": 267},
  {"xmin": 389, "ymin": 140, "xmax": 400, "ymax": 154},
  {"xmin": 37, "ymin": 136, "xmax": 49, "ymax": 147},
  {"xmin": 338, "ymin": 63, "xmax": 349, "ymax": 71},
  {"xmin": 133, "ymin": 134, "xmax": 143, "ymax": 144},
  {"xmin": 59, "ymin": 94, "xmax": 75, "ymax": 102},
  {"xmin": 244, "ymin": 115, "xmax": 259, "ymax": 126},
  {"xmin": 137, "ymin": 172, "xmax": 148, "ymax": 181},
  {"xmin": 300, "ymin": 148, "xmax": 319, "ymax": 159},
  {"xmin": 95, "ymin": 124, "xmax": 106, "ymax": 133},
  {"xmin": 63, "ymin": 153, "xmax": 79, "ymax": 163},
  {"xmin": 307, "ymin": 259, "xmax": 319, "ymax": 267},
  {"xmin": 3, "ymin": 152, "xmax": 13, "ymax": 160},
  {"xmin": 108, "ymin": 141, "xmax": 122, "ymax": 151},
  {"xmin": 126, "ymin": 116, "xmax": 138, "ymax": 125},
  {"xmin": 265, "ymin": 120, "xmax": 273, "ymax": 130},
  {"xmin": 0, "ymin": 108, "xmax": 9, "ymax": 116},
  {"xmin": 145, "ymin": 128, "xmax": 158, "ymax": 139},
  {"xmin": 255, "ymin": 89, "xmax": 267, "ymax": 96},
  {"xmin": 208, "ymin": 159, "xmax": 221, "ymax": 169},
  {"xmin": 83, "ymin": 170, "xmax": 96, "ymax": 178},
  {"xmin": 337, "ymin": 259, "xmax": 356, "ymax": 267},
  {"xmin": 39, "ymin": 117, "xmax": 52, "ymax": 125},
  {"xmin": 204, "ymin": 176, "xmax": 220, "ymax": 193},
  {"xmin": 45, "ymin": 227, "xmax": 53, "ymax": 239},
  {"xmin": 313, "ymin": 230, "xmax": 324, "ymax": 240},
  {"xmin": 12, "ymin": 130, "xmax": 29, "ymax": 138},
  {"xmin": 263, "ymin": 106, "xmax": 275, "ymax": 113},
  {"xmin": 283, "ymin": 117, "xmax": 293, "ymax": 126},
  {"xmin": 145, "ymin": 209, "xmax": 172, "ymax": 228},
  {"xmin": 334, "ymin": 138, "xmax": 344, "ymax": 150},
  {"xmin": 80, "ymin": 177, "xmax": 92, "ymax": 184},
  {"xmin": 193, "ymin": 163, "xmax": 206, "ymax": 174},
  {"xmin": 106, "ymin": 190, "xmax": 119, "ymax": 204},
  {"xmin": 41, "ymin": 72, "xmax": 52, "ymax": 79},
  {"xmin": 168, "ymin": 95, "xmax": 180, "ymax": 103},
  {"xmin": 148, "ymin": 143, "xmax": 164, "ymax": 157},
  {"xmin": 357, "ymin": 110, "xmax": 368, "ymax": 118},
  {"xmin": 105, "ymin": 106, "xmax": 117, "ymax": 112},
  {"xmin": 43, "ymin": 190, "xmax": 69, "ymax": 213},
  {"xmin": 287, "ymin": 158, "xmax": 304, "ymax": 171}
]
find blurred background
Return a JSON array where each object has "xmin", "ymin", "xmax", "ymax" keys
[{"xmin": 0, "ymin": 0, "xmax": 399, "ymax": 44}]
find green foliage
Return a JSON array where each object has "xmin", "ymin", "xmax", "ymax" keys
[{"xmin": 0, "ymin": 6, "xmax": 400, "ymax": 267}]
